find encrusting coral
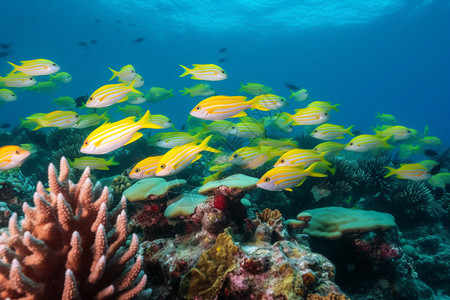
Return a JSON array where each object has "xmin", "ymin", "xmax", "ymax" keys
[{"xmin": 0, "ymin": 157, "xmax": 148, "ymax": 299}]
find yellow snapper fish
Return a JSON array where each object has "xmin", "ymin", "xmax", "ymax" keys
[
  {"xmin": 228, "ymin": 118, "xmax": 265, "ymax": 138},
  {"xmin": 384, "ymin": 163, "xmax": 431, "ymax": 181},
  {"xmin": 238, "ymin": 82, "xmax": 272, "ymax": 95},
  {"xmin": 257, "ymin": 162, "xmax": 326, "ymax": 191},
  {"xmin": 202, "ymin": 171, "xmax": 223, "ymax": 185},
  {"xmin": 283, "ymin": 107, "xmax": 329, "ymax": 126},
  {"xmin": 129, "ymin": 155, "xmax": 164, "ymax": 179},
  {"xmin": 253, "ymin": 137, "xmax": 298, "ymax": 150},
  {"xmin": 229, "ymin": 146, "xmax": 285, "ymax": 169},
  {"xmin": 20, "ymin": 114, "xmax": 45, "ymax": 130},
  {"xmin": 68, "ymin": 156, "xmax": 119, "ymax": 170},
  {"xmin": 179, "ymin": 64, "xmax": 227, "ymax": 81},
  {"xmin": 427, "ymin": 173, "xmax": 450, "ymax": 188},
  {"xmin": 145, "ymin": 87, "xmax": 174, "ymax": 103},
  {"xmin": 80, "ymin": 110, "xmax": 162, "ymax": 155},
  {"xmin": 27, "ymin": 111, "xmax": 79, "ymax": 130},
  {"xmin": 311, "ymin": 124, "xmax": 354, "ymax": 140},
  {"xmin": 148, "ymin": 114, "xmax": 174, "ymax": 129},
  {"xmin": 274, "ymin": 149, "xmax": 330, "ymax": 168},
  {"xmin": 0, "ymin": 145, "xmax": 31, "ymax": 171},
  {"xmin": 251, "ymin": 94, "xmax": 288, "ymax": 111},
  {"xmin": 289, "ymin": 89, "xmax": 309, "ymax": 102},
  {"xmin": 307, "ymin": 101, "xmax": 340, "ymax": 112},
  {"xmin": 202, "ymin": 120, "xmax": 235, "ymax": 135},
  {"xmin": 8, "ymin": 59, "xmax": 60, "ymax": 76},
  {"xmin": 127, "ymin": 92, "xmax": 147, "ymax": 104},
  {"xmin": 71, "ymin": 112, "xmax": 109, "ymax": 129},
  {"xmin": 345, "ymin": 134, "xmax": 391, "ymax": 152},
  {"xmin": 86, "ymin": 80, "xmax": 140, "ymax": 108},
  {"xmin": 398, "ymin": 144, "xmax": 421, "ymax": 159},
  {"xmin": 374, "ymin": 125, "xmax": 414, "ymax": 141},
  {"xmin": 27, "ymin": 81, "xmax": 59, "ymax": 94},
  {"xmin": 209, "ymin": 162, "xmax": 233, "ymax": 172},
  {"xmin": 109, "ymin": 64, "xmax": 136, "ymax": 81},
  {"xmin": 118, "ymin": 105, "xmax": 143, "ymax": 117},
  {"xmin": 149, "ymin": 131, "xmax": 202, "ymax": 148},
  {"xmin": 313, "ymin": 141, "xmax": 346, "ymax": 155},
  {"xmin": 269, "ymin": 113, "xmax": 294, "ymax": 133},
  {"xmin": 49, "ymin": 72, "xmax": 72, "ymax": 84},
  {"xmin": 52, "ymin": 96, "xmax": 76, "ymax": 108},
  {"xmin": 0, "ymin": 72, "xmax": 37, "ymax": 87},
  {"xmin": 190, "ymin": 95, "xmax": 256, "ymax": 120},
  {"xmin": 119, "ymin": 73, "xmax": 144, "ymax": 88},
  {"xmin": 155, "ymin": 135, "xmax": 221, "ymax": 176},
  {"xmin": 0, "ymin": 89, "xmax": 17, "ymax": 102},
  {"xmin": 375, "ymin": 113, "xmax": 397, "ymax": 124},
  {"xmin": 419, "ymin": 136, "xmax": 442, "ymax": 146},
  {"xmin": 179, "ymin": 83, "xmax": 216, "ymax": 97}
]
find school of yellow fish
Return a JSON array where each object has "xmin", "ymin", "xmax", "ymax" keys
[{"xmin": 1, "ymin": 58, "xmax": 448, "ymax": 192}]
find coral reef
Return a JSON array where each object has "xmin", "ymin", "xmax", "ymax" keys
[
  {"xmin": 46, "ymin": 128, "xmax": 89, "ymax": 167},
  {"xmin": 0, "ymin": 157, "xmax": 148, "ymax": 299}
]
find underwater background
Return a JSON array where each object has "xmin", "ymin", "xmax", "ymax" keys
[{"xmin": 1, "ymin": 0, "xmax": 450, "ymax": 299}]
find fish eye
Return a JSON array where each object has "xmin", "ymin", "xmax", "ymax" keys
[
  {"xmin": 135, "ymin": 168, "xmax": 140, "ymax": 173},
  {"xmin": 221, "ymin": 71, "xmax": 225, "ymax": 73},
  {"xmin": 89, "ymin": 97, "xmax": 93, "ymax": 100},
  {"xmin": 324, "ymin": 113, "xmax": 328, "ymax": 115},
  {"xmin": 168, "ymin": 120, "xmax": 171, "ymax": 123},
  {"xmin": 233, "ymin": 154, "xmax": 238, "ymax": 158},
  {"xmin": 196, "ymin": 106, "xmax": 201, "ymax": 111},
  {"xmin": 160, "ymin": 164, "xmax": 165, "ymax": 169},
  {"xmin": 264, "ymin": 177, "xmax": 270, "ymax": 183},
  {"xmin": 231, "ymin": 126, "xmax": 236, "ymax": 129},
  {"xmin": 314, "ymin": 148, "xmax": 318, "ymax": 151},
  {"xmin": 67, "ymin": 76, "xmax": 71, "ymax": 78},
  {"xmin": 157, "ymin": 139, "xmax": 161, "ymax": 142},
  {"xmin": 12, "ymin": 94, "xmax": 15, "ymax": 97},
  {"xmin": 349, "ymin": 142, "xmax": 353, "ymax": 146},
  {"xmin": 84, "ymin": 141, "xmax": 89, "ymax": 145},
  {"xmin": 314, "ymin": 130, "xmax": 318, "ymax": 132},
  {"xmin": 29, "ymin": 78, "xmax": 33, "ymax": 80},
  {"xmin": 52, "ymin": 64, "xmax": 56, "ymax": 66},
  {"xmin": 280, "ymin": 159, "xmax": 285, "ymax": 163},
  {"xmin": 407, "ymin": 130, "xmax": 411, "ymax": 133},
  {"xmin": 15, "ymin": 150, "xmax": 21, "ymax": 154}
]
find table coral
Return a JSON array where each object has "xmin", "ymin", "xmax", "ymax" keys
[{"xmin": 0, "ymin": 157, "xmax": 148, "ymax": 299}]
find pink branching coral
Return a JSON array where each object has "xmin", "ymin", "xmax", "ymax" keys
[{"xmin": 0, "ymin": 157, "xmax": 148, "ymax": 299}]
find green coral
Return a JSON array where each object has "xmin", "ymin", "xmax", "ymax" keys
[{"xmin": 179, "ymin": 231, "xmax": 238, "ymax": 299}]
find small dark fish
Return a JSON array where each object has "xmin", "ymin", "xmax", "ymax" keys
[
  {"xmin": 218, "ymin": 58, "xmax": 227, "ymax": 63},
  {"xmin": 0, "ymin": 52, "xmax": 9, "ymax": 58},
  {"xmin": 77, "ymin": 42, "xmax": 88, "ymax": 46},
  {"xmin": 75, "ymin": 95, "xmax": 88, "ymax": 108},
  {"xmin": 116, "ymin": 20, "xmax": 123, "ymax": 23},
  {"xmin": 133, "ymin": 37, "xmax": 145, "ymax": 43},
  {"xmin": 90, "ymin": 40, "xmax": 98, "ymax": 45},
  {"xmin": 352, "ymin": 130, "xmax": 362, "ymax": 136},
  {"xmin": 0, "ymin": 43, "xmax": 12, "ymax": 49},
  {"xmin": 0, "ymin": 123, "xmax": 11, "ymax": 129},
  {"xmin": 219, "ymin": 47, "xmax": 227, "ymax": 53},
  {"xmin": 424, "ymin": 149, "xmax": 439, "ymax": 157},
  {"xmin": 285, "ymin": 83, "xmax": 301, "ymax": 91},
  {"xmin": 429, "ymin": 164, "xmax": 441, "ymax": 176},
  {"xmin": 181, "ymin": 124, "xmax": 186, "ymax": 131}
]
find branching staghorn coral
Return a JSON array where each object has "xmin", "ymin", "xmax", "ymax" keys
[{"xmin": 0, "ymin": 157, "xmax": 148, "ymax": 299}]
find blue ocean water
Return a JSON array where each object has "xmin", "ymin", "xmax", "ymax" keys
[{"xmin": 0, "ymin": 0, "xmax": 449, "ymax": 145}]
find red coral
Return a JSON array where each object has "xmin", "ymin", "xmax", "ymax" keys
[
  {"xmin": 240, "ymin": 257, "xmax": 269, "ymax": 275},
  {"xmin": 212, "ymin": 194, "xmax": 228, "ymax": 211}
]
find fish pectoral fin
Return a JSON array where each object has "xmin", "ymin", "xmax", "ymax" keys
[
  {"xmin": 117, "ymin": 96, "xmax": 129, "ymax": 103},
  {"xmin": 295, "ymin": 178, "xmax": 307, "ymax": 187},
  {"xmin": 97, "ymin": 166, "xmax": 110, "ymax": 170},
  {"xmin": 284, "ymin": 188, "xmax": 293, "ymax": 192},
  {"xmin": 124, "ymin": 132, "xmax": 143, "ymax": 145}
]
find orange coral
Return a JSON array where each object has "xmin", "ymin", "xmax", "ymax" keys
[
  {"xmin": 256, "ymin": 208, "xmax": 283, "ymax": 226},
  {"xmin": 0, "ymin": 157, "xmax": 147, "ymax": 299}
]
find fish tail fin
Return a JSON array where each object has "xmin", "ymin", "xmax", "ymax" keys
[
  {"xmin": 108, "ymin": 68, "xmax": 118, "ymax": 81},
  {"xmin": 319, "ymin": 151, "xmax": 331, "ymax": 165},
  {"xmin": 138, "ymin": 110, "xmax": 162, "ymax": 129},
  {"xmin": 108, "ymin": 157, "xmax": 119, "ymax": 165},
  {"xmin": 332, "ymin": 103, "xmax": 341, "ymax": 112},
  {"xmin": 384, "ymin": 166, "xmax": 396, "ymax": 178},
  {"xmin": 179, "ymin": 65, "xmax": 191, "ymax": 77},
  {"xmin": 382, "ymin": 135, "xmax": 393, "ymax": 148},
  {"xmin": 289, "ymin": 90, "xmax": 295, "ymax": 99},
  {"xmin": 199, "ymin": 135, "xmax": 221, "ymax": 153},
  {"xmin": 346, "ymin": 125, "xmax": 355, "ymax": 136},
  {"xmin": 238, "ymin": 82, "xmax": 245, "ymax": 92},
  {"xmin": 127, "ymin": 79, "xmax": 141, "ymax": 94},
  {"xmin": 7, "ymin": 62, "xmax": 18, "ymax": 75},
  {"xmin": 279, "ymin": 112, "xmax": 293, "ymax": 125},
  {"xmin": 306, "ymin": 162, "xmax": 328, "ymax": 178},
  {"xmin": 67, "ymin": 158, "xmax": 74, "ymax": 167},
  {"xmin": 179, "ymin": 88, "xmax": 189, "ymax": 95},
  {"xmin": 251, "ymin": 96, "xmax": 270, "ymax": 111}
]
